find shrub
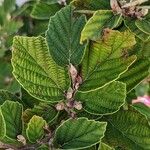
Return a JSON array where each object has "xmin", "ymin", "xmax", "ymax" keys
[{"xmin": 0, "ymin": 0, "xmax": 150, "ymax": 149}]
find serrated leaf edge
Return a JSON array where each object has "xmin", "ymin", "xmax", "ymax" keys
[
  {"xmin": 54, "ymin": 117, "xmax": 107, "ymax": 150},
  {"xmin": 78, "ymin": 56, "xmax": 137, "ymax": 93},
  {"xmin": 78, "ymin": 81, "xmax": 127, "ymax": 116}
]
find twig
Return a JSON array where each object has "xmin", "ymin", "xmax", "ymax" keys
[{"xmin": 0, "ymin": 141, "xmax": 18, "ymax": 150}]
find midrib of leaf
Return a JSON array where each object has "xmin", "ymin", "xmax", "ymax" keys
[
  {"xmin": 105, "ymin": 117, "xmax": 145, "ymax": 149},
  {"xmin": 70, "ymin": 17, "xmax": 83, "ymax": 58},
  {"xmin": 68, "ymin": 6, "xmax": 72, "ymax": 64},
  {"xmin": 68, "ymin": 7, "xmax": 82, "ymax": 64},
  {"xmin": 46, "ymin": 26, "xmax": 68, "ymax": 60},
  {"xmin": 15, "ymin": 38, "xmax": 62, "ymax": 92}
]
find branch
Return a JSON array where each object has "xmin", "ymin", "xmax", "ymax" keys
[{"xmin": 0, "ymin": 141, "xmax": 18, "ymax": 150}]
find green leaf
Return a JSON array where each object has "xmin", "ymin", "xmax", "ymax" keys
[
  {"xmin": 23, "ymin": 103, "xmax": 58, "ymax": 124},
  {"xmin": 0, "ymin": 90, "xmax": 28, "ymax": 108},
  {"xmin": 0, "ymin": 6, "xmax": 6, "ymax": 25},
  {"xmin": 138, "ymin": 38, "xmax": 150, "ymax": 57},
  {"xmin": 0, "ymin": 90, "xmax": 20, "ymax": 105},
  {"xmin": 135, "ymin": 82, "xmax": 149, "ymax": 96},
  {"xmin": 31, "ymin": 1, "xmax": 61, "ymax": 20},
  {"xmin": 103, "ymin": 107, "xmax": 150, "ymax": 150},
  {"xmin": 119, "ymin": 58, "xmax": 150, "ymax": 93},
  {"xmin": 76, "ymin": 110, "xmax": 102, "ymax": 120},
  {"xmin": 1, "ymin": 20, "xmax": 23, "ymax": 35},
  {"xmin": 3, "ymin": 0, "xmax": 15, "ymax": 13},
  {"xmin": 0, "ymin": 58, "xmax": 20, "ymax": 93},
  {"xmin": 12, "ymin": 36, "xmax": 69, "ymax": 102},
  {"xmin": 81, "ymin": 10, "xmax": 122, "ymax": 42},
  {"xmin": 0, "ymin": 101, "xmax": 23, "ymax": 145},
  {"xmin": 21, "ymin": 88, "xmax": 39, "ymax": 108},
  {"xmin": 76, "ymin": 81, "xmax": 126, "ymax": 115},
  {"xmin": 132, "ymin": 104, "xmax": 150, "ymax": 124},
  {"xmin": 46, "ymin": 5, "xmax": 87, "ymax": 66},
  {"xmin": 26, "ymin": 115, "xmax": 46, "ymax": 143},
  {"xmin": 99, "ymin": 143, "xmax": 114, "ymax": 150},
  {"xmin": 79, "ymin": 30, "xmax": 136, "ymax": 92},
  {"xmin": 126, "ymin": 90, "xmax": 136, "ymax": 104},
  {"xmin": 0, "ymin": 110, "xmax": 5, "ymax": 138},
  {"xmin": 135, "ymin": 17, "xmax": 150, "ymax": 35},
  {"xmin": 12, "ymin": 2, "xmax": 32, "ymax": 17},
  {"xmin": 125, "ymin": 19, "xmax": 150, "ymax": 41},
  {"xmin": 32, "ymin": 20, "xmax": 49, "ymax": 36},
  {"xmin": 72, "ymin": 0, "xmax": 110, "ymax": 10},
  {"xmin": 54, "ymin": 118, "xmax": 107, "ymax": 149}
]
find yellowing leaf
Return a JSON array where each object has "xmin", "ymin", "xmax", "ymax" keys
[
  {"xmin": 12, "ymin": 36, "xmax": 69, "ymax": 102},
  {"xmin": 26, "ymin": 116, "xmax": 46, "ymax": 143},
  {"xmin": 81, "ymin": 10, "xmax": 122, "ymax": 42},
  {"xmin": 79, "ymin": 30, "xmax": 136, "ymax": 92}
]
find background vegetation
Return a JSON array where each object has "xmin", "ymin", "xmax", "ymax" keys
[{"xmin": 0, "ymin": 0, "xmax": 150, "ymax": 149}]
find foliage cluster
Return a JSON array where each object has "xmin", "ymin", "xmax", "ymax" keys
[{"xmin": 0, "ymin": 0, "xmax": 150, "ymax": 149}]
